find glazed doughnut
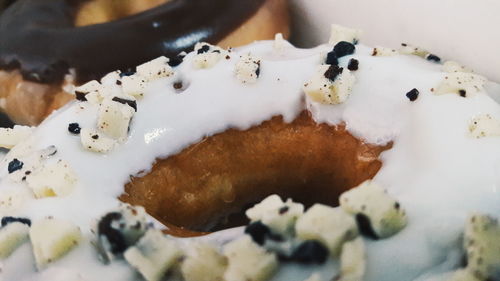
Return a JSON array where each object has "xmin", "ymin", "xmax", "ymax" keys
[
  {"xmin": 0, "ymin": 0, "xmax": 289, "ymax": 125},
  {"xmin": 0, "ymin": 26, "xmax": 500, "ymax": 281}
]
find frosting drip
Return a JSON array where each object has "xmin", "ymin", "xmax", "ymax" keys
[{"xmin": 0, "ymin": 40, "xmax": 499, "ymax": 281}]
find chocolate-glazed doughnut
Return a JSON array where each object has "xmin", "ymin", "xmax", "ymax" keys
[{"xmin": 0, "ymin": 0, "xmax": 289, "ymax": 125}]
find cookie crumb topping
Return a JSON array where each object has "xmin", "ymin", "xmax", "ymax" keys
[
  {"xmin": 30, "ymin": 217, "xmax": 82, "ymax": 269},
  {"xmin": 463, "ymin": 214, "xmax": 500, "ymax": 280},
  {"xmin": 304, "ymin": 64, "xmax": 356, "ymax": 105},
  {"xmin": 347, "ymin": 58, "xmax": 359, "ymax": 71},
  {"xmin": 468, "ymin": 114, "xmax": 500, "ymax": 139},
  {"xmin": 340, "ymin": 180, "xmax": 407, "ymax": 239},
  {"xmin": 193, "ymin": 43, "xmax": 227, "ymax": 69},
  {"xmin": 68, "ymin": 123, "xmax": 81, "ymax": 135},
  {"xmin": 235, "ymin": 54, "xmax": 262, "ymax": 84},
  {"xmin": 0, "ymin": 125, "xmax": 33, "ymax": 149},
  {"xmin": 434, "ymin": 72, "xmax": 486, "ymax": 96},
  {"xmin": 329, "ymin": 24, "xmax": 362, "ymax": 45},
  {"xmin": 7, "ymin": 158, "xmax": 23, "ymax": 174},
  {"xmin": 406, "ymin": 88, "xmax": 420, "ymax": 101}
]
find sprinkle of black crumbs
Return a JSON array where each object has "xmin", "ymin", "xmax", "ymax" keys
[
  {"xmin": 255, "ymin": 62, "xmax": 261, "ymax": 77},
  {"xmin": 348, "ymin": 58, "xmax": 359, "ymax": 71},
  {"xmin": 356, "ymin": 213, "xmax": 379, "ymax": 240},
  {"xmin": 115, "ymin": 80, "xmax": 122, "ymax": 86},
  {"xmin": 75, "ymin": 91, "xmax": 88, "ymax": 102},
  {"xmin": 98, "ymin": 212, "xmax": 127, "ymax": 254},
  {"xmin": 279, "ymin": 206, "xmax": 289, "ymax": 214},
  {"xmin": 197, "ymin": 44, "xmax": 210, "ymax": 54},
  {"xmin": 334, "ymin": 41, "xmax": 356, "ymax": 58},
  {"xmin": 91, "ymin": 134, "xmax": 99, "ymax": 140},
  {"xmin": 168, "ymin": 54, "xmax": 185, "ymax": 67},
  {"xmin": 325, "ymin": 51, "xmax": 339, "ymax": 65},
  {"xmin": 8, "ymin": 158, "xmax": 23, "ymax": 174},
  {"xmin": 68, "ymin": 123, "xmax": 81, "ymax": 135},
  {"xmin": 244, "ymin": 221, "xmax": 270, "ymax": 245},
  {"xmin": 426, "ymin": 54, "xmax": 441, "ymax": 63},
  {"xmin": 324, "ymin": 65, "xmax": 343, "ymax": 81},
  {"xmin": 291, "ymin": 240, "xmax": 329, "ymax": 264},
  {"xmin": 1, "ymin": 216, "xmax": 31, "ymax": 227},
  {"xmin": 112, "ymin": 97, "xmax": 137, "ymax": 112},
  {"xmin": 119, "ymin": 71, "xmax": 135, "ymax": 78},
  {"xmin": 459, "ymin": 89, "xmax": 467, "ymax": 97},
  {"xmin": 406, "ymin": 88, "xmax": 419, "ymax": 102}
]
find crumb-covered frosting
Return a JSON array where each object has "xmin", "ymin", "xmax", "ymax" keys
[{"xmin": 0, "ymin": 33, "xmax": 498, "ymax": 281}]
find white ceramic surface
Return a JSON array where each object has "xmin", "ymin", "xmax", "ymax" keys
[{"xmin": 290, "ymin": 0, "xmax": 500, "ymax": 82}]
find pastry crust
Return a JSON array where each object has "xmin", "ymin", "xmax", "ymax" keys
[{"xmin": 120, "ymin": 111, "xmax": 389, "ymax": 232}]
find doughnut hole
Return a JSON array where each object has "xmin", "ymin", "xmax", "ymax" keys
[
  {"xmin": 75, "ymin": 0, "xmax": 169, "ymax": 26},
  {"xmin": 120, "ymin": 111, "xmax": 390, "ymax": 234}
]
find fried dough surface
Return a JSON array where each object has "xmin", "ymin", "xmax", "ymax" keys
[{"xmin": 121, "ymin": 112, "xmax": 389, "ymax": 232}]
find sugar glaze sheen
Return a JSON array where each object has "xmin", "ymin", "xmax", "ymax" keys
[{"xmin": 0, "ymin": 34, "xmax": 499, "ymax": 281}]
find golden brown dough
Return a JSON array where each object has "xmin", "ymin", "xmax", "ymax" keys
[
  {"xmin": 120, "ymin": 112, "xmax": 389, "ymax": 232},
  {"xmin": 0, "ymin": 0, "xmax": 289, "ymax": 126}
]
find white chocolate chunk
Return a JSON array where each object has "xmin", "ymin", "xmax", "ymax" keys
[
  {"xmin": 399, "ymin": 43, "xmax": 428, "ymax": 57},
  {"xmin": 295, "ymin": 204, "xmax": 358, "ymax": 256},
  {"xmin": 443, "ymin": 61, "xmax": 473, "ymax": 73},
  {"xmin": 468, "ymin": 114, "xmax": 500, "ymax": 138},
  {"xmin": 124, "ymin": 229, "xmax": 182, "ymax": 281},
  {"xmin": 434, "ymin": 72, "xmax": 486, "ymax": 96},
  {"xmin": 96, "ymin": 203, "xmax": 149, "ymax": 262},
  {"xmin": 304, "ymin": 65, "xmax": 356, "ymax": 105},
  {"xmin": 26, "ymin": 159, "xmax": 77, "ymax": 198},
  {"xmin": 80, "ymin": 128, "xmax": 117, "ymax": 153},
  {"xmin": 337, "ymin": 237, "xmax": 365, "ymax": 281},
  {"xmin": 223, "ymin": 236, "xmax": 278, "ymax": 281},
  {"xmin": 181, "ymin": 242, "xmax": 228, "ymax": 281},
  {"xmin": 97, "ymin": 98, "xmax": 135, "ymax": 140},
  {"xmin": 447, "ymin": 269, "xmax": 482, "ymax": 281},
  {"xmin": 273, "ymin": 33, "xmax": 286, "ymax": 52},
  {"xmin": 329, "ymin": 24, "xmax": 362, "ymax": 45},
  {"xmin": 121, "ymin": 74, "xmax": 147, "ymax": 98},
  {"xmin": 246, "ymin": 194, "xmax": 304, "ymax": 237},
  {"xmin": 193, "ymin": 43, "xmax": 227, "ymax": 69},
  {"xmin": 0, "ymin": 222, "xmax": 29, "ymax": 259},
  {"xmin": 0, "ymin": 188, "xmax": 33, "ymax": 213},
  {"xmin": 100, "ymin": 70, "xmax": 122, "ymax": 85},
  {"xmin": 136, "ymin": 56, "xmax": 174, "ymax": 81},
  {"xmin": 372, "ymin": 46, "xmax": 398, "ymax": 57},
  {"xmin": 340, "ymin": 180, "xmax": 407, "ymax": 239},
  {"xmin": 235, "ymin": 54, "xmax": 261, "ymax": 84},
  {"xmin": 7, "ymin": 146, "xmax": 57, "ymax": 183},
  {"xmin": 463, "ymin": 213, "xmax": 500, "ymax": 280},
  {"xmin": 30, "ymin": 218, "xmax": 82, "ymax": 269},
  {"xmin": 74, "ymin": 80, "xmax": 102, "ymax": 96},
  {"xmin": 0, "ymin": 125, "xmax": 33, "ymax": 149}
]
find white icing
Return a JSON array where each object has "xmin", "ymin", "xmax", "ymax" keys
[{"xmin": 0, "ymin": 39, "xmax": 498, "ymax": 281}]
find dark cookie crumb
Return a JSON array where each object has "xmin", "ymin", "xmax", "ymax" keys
[
  {"xmin": 406, "ymin": 88, "xmax": 419, "ymax": 102},
  {"xmin": 115, "ymin": 80, "xmax": 122, "ymax": 86},
  {"xmin": 112, "ymin": 97, "xmax": 137, "ymax": 112},
  {"xmin": 324, "ymin": 65, "xmax": 344, "ymax": 81},
  {"xmin": 255, "ymin": 62, "xmax": 261, "ymax": 78},
  {"xmin": 325, "ymin": 51, "xmax": 339, "ymax": 65},
  {"xmin": 91, "ymin": 134, "xmax": 99, "ymax": 140},
  {"xmin": 333, "ymin": 41, "xmax": 356, "ymax": 58},
  {"xmin": 244, "ymin": 221, "xmax": 270, "ymax": 245},
  {"xmin": 347, "ymin": 59, "xmax": 359, "ymax": 71},
  {"xmin": 279, "ymin": 206, "xmax": 289, "ymax": 214},
  {"xmin": 356, "ymin": 213, "xmax": 379, "ymax": 240},
  {"xmin": 75, "ymin": 91, "xmax": 88, "ymax": 102},
  {"xmin": 7, "ymin": 158, "xmax": 23, "ymax": 174},
  {"xmin": 173, "ymin": 82, "xmax": 183, "ymax": 90},
  {"xmin": 119, "ymin": 71, "xmax": 135, "ymax": 78},
  {"xmin": 97, "ymin": 212, "xmax": 127, "ymax": 254},
  {"xmin": 426, "ymin": 54, "xmax": 441, "ymax": 63},
  {"xmin": 1, "ymin": 216, "xmax": 31, "ymax": 227},
  {"xmin": 168, "ymin": 54, "xmax": 185, "ymax": 67},
  {"xmin": 197, "ymin": 44, "xmax": 210, "ymax": 54},
  {"xmin": 459, "ymin": 89, "xmax": 467, "ymax": 97},
  {"xmin": 68, "ymin": 123, "xmax": 81, "ymax": 135},
  {"xmin": 291, "ymin": 240, "xmax": 329, "ymax": 264}
]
